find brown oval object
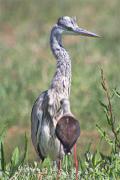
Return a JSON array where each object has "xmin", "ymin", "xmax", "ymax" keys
[{"xmin": 55, "ymin": 115, "xmax": 80, "ymax": 154}]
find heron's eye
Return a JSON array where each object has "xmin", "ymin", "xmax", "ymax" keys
[{"xmin": 67, "ymin": 27, "xmax": 73, "ymax": 31}]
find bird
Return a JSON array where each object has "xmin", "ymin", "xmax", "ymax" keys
[{"xmin": 31, "ymin": 16, "xmax": 99, "ymax": 167}]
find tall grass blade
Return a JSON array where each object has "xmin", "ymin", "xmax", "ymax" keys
[
  {"xmin": 9, "ymin": 133, "xmax": 28, "ymax": 178},
  {"xmin": 0, "ymin": 141, "xmax": 5, "ymax": 172}
]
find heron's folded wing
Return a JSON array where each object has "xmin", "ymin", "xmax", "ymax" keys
[{"xmin": 31, "ymin": 91, "xmax": 47, "ymax": 158}]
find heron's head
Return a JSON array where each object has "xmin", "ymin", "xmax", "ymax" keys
[{"xmin": 57, "ymin": 16, "xmax": 99, "ymax": 37}]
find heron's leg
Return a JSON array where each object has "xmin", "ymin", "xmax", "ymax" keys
[
  {"xmin": 74, "ymin": 144, "xmax": 78, "ymax": 180},
  {"xmin": 53, "ymin": 161, "xmax": 57, "ymax": 170},
  {"xmin": 56, "ymin": 159, "xmax": 62, "ymax": 180},
  {"xmin": 57, "ymin": 159, "xmax": 61, "ymax": 171},
  {"xmin": 56, "ymin": 142, "xmax": 62, "ymax": 179}
]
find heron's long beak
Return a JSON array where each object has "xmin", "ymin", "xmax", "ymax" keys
[{"xmin": 74, "ymin": 27, "xmax": 100, "ymax": 37}]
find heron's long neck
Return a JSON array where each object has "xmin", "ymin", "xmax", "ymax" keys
[{"xmin": 50, "ymin": 27, "xmax": 71, "ymax": 97}]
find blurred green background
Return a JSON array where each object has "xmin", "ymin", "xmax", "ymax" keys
[{"xmin": 0, "ymin": 0, "xmax": 120, "ymax": 161}]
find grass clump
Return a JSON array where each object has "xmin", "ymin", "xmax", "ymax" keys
[{"xmin": 0, "ymin": 132, "xmax": 27, "ymax": 179}]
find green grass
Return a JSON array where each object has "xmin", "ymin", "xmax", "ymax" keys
[{"xmin": 0, "ymin": 0, "xmax": 120, "ymax": 172}]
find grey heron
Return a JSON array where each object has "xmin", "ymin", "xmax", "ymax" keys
[{"xmin": 31, "ymin": 16, "xmax": 99, "ymax": 168}]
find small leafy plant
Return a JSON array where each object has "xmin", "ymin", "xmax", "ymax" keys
[
  {"xmin": 97, "ymin": 69, "xmax": 120, "ymax": 153},
  {"xmin": 0, "ymin": 129, "xmax": 28, "ymax": 179}
]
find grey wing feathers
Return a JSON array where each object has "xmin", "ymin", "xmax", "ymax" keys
[
  {"xmin": 31, "ymin": 91, "xmax": 47, "ymax": 160},
  {"xmin": 31, "ymin": 89, "xmax": 64, "ymax": 160}
]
